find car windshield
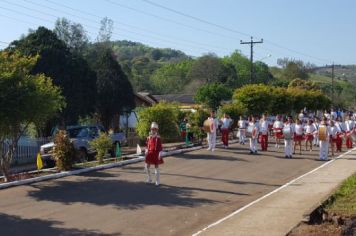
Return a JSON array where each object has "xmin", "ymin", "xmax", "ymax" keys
[{"xmin": 67, "ymin": 127, "xmax": 89, "ymax": 138}]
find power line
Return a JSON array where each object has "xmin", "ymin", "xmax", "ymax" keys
[{"xmin": 141, "ymin": 0, "xmax": 334, "ymax": 64}]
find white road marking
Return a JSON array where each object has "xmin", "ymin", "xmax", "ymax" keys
[{"xmin": 192, "ymin": 147, "xmax": 356, "ymax": 236}]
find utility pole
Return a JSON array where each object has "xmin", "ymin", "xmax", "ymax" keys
[
  {"xmin": 331, "ymin": 63, "xmax": 334, "ymax": 107},
  {"xmin": 240, "ymin": 37, "xmax": 263, "ymax": 83}
]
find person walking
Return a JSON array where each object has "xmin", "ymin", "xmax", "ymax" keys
[
  {"xmin": 144, "ymin": 122, "xmax": 163, "ymax": 186},
  {"xmin": 220, "ymin": 113, "xmax": 232, "ymax": 148},
  {"xmin": 206, "ymin": 111, "xmax": 218, "ymax": 152}
]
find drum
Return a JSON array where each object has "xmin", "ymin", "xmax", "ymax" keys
[
  {"xmin": 246, "ymin": 125, "xmax": 254, "ymax": 138},
  {"xmin": 203, "ymin": 119, "xmax": 213, "ymax": 133},
  {"xmin": 319, "ymin": 126, "xmax": 327, "ymax": 141},
  {"xmin": 283, "ymin": 127, "xmax": 292, "ymax": 140}
]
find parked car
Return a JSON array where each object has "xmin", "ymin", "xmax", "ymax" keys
[{"xmin": 40, "ymin": 125, "xmax": 126, "ymax": 167}]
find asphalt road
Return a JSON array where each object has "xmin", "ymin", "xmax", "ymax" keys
[{"xmin": 0, "ymin": 141, "xmax": 331, "ymax": 236}]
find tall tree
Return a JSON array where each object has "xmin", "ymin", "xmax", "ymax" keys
[
  {"xmin": 194, "ymin": 83, "xmax": 232, "ymax": 111},
  {"xmin": 97, "ymin": 17, "xmax": 114, "ymax": 43},
  {"xmin": 0, "ymin": 51, "xmax": 65, "ymax": 181},
  {"xmin": 9, "ymin": 27, "xmax": 97, "ymax": 129},
  {"xmin": 93, "ymin": 48, "xmax": 135, "ymax": 129},
  {"xmin": 54, "ymin": 17, "xmax": 89, "ymax": 54}
]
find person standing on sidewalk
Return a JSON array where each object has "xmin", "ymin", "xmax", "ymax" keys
[
  {"xmin": 220, "ymin": 113, "xmax": 232, "ymax": 149},
  {"xmin": 345, "ymin": 115, "xmax": 355, "ymax": 149},
  {"xmin": 144, "ymin": 122, "xmax": 163, "ymax": 186},
  {"xmin": 206, "ymin": 111, "xmax": 218, "ymax": 152},
  {"xmin": 259, "ymin": 113, "xmax": 269, "ymax": 151}
]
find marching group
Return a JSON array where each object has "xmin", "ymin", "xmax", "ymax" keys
[
  {"xmin": 143, "ymin": 109, "xmax": 356, "ymax": 186},
  {"xmin": 205, "ymin": 109, "xmax": 356, "ymax": 160}
]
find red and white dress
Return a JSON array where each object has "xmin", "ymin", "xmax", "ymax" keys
[
  {"xmin": 273, "ymin": 120, "xmax": 284, "ymax": 139},
  {"xmin": 304, "ymin": 124, "xmax": 315, "ymax": 141},
  {"xmin": 294, "ymin": 124, "xmax": 304, "ymax": 142},
  {"xmin": 145, "ymin": 134, "xmax": 163, "ymax": 165}
]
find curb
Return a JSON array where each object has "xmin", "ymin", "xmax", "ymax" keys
[{"xmin": 0, "ymin": 141, "xmax": 222, "ymax": 190}]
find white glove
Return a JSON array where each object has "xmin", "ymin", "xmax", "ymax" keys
[
  {"xmin": 159, "ymin": 151, "xmax": 163, "ymax": 159},
  {"xmin": 145, "ymin": 149, "xmax": 148, "ymax": 155}
]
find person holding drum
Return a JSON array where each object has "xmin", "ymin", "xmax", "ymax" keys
[
  {"xmin": 259, "ymin": 113, "xmax": 269, "ymax": 151},
  {"xmin": 247, "ymin": 116, "xmax": 259, "ymax": 154},
  {"xmin": 273, "ymin": 115, "xmax": 284, "ymax": 148},
  {"xmin": 238, "ymin": 116, "xmax": 247, "ymax": 145},
  {"xmin": 144, "ymin": 122, "xmax": 164, "ymax": 186},
  {"xmin": 318, "ymin": 117, "xmax": 331, "ymax": 160},
  {"xmin": 283, "ymin": 116, "xmax": 295, "ymax": 158},
  {"xmin": 220, "ymin": 113, "xmax": 232, "ymax": 148},
  {"xmin": 304, "ymin": 119, "xmax": 316, "ymax": 152},
  {"xmin": 206, "ymin": 111, "xmax": 219, "ymax": 152}
]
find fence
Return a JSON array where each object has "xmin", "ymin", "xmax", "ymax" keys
[{"xmin": 1, "ymin": 137, "xmax": 51, "ymax": 165}]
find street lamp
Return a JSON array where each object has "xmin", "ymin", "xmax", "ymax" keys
[{"xmin": 257, "ymin": 54, "xmax": 272, "ymax": 62}]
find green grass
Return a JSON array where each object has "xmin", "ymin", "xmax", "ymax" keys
[{"xmin": 325, "ymin": 174, "xmax": 356, "ymax": 216}]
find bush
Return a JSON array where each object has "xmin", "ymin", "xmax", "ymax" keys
[
  {"xmin": 89, "ymin": 132, "xmax": 112, "ymax": 164},
  {"xmin": 136, "ymin": 102, "xmax": 180, "ymax": 141},
  {"xmin": 53, "ymin": 130, "xmax": 75, "ymax": 171},
  {"xmin": 188, "ymin": 109, "xmax": 210, "ymax": 142}
]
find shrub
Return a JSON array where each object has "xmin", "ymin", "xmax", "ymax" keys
[
  {"xmin": 188, "ymin": 109, "xmax": 210, "ymax": 142},
  {"xmin": 89, "ymin": 132, "xmax": 112, "ymax": 164},
  {"xmin": 136, "ymin": 102, "xmax": 180, "ymax": 140},
  {"xmin": 53, "ymin": 130, "xmax": 75, "ymax": 171}
]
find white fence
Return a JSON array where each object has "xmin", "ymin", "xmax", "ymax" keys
[{"xmin": 1, "ymin": 137, "xmax": 51, "ymax": 165}]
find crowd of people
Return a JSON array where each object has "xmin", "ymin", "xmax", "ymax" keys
[{"xmin": 205, "ymin": 109, "xmax": 356, "ymax": 160}]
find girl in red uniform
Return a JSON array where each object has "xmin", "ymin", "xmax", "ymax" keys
[{"xmin": 144, "ymin": 122, "xmax": 163, "ymax": 186}]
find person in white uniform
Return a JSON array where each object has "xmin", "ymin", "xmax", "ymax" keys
[
  {"xmin": 318, "ymin": 118, "xmax": 331, "ymax": 160},
  {"xmin": 206, "ymin": 111, "xmax": 218, "ymax": 152},
  {"xmin": 284, "ymin": 116, "xmax": 295, "ymax": 158},
  {"xmin": 238, "ymin": 116, "xmax": 247, "ymax": 145},
  {"xmin": 248, "ymin": 116, "xmax": 259, "ymax": 154}
]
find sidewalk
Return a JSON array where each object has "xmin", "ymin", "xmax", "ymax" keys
[{"xmin": 194, "ymin": 148, "xmax": 356, "ymax": 236}]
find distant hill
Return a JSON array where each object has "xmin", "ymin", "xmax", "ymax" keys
[{"xmin": 312, "ymin": 65, "xmax": 356, "ymax": 83}]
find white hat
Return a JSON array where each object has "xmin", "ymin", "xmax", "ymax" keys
[{"xmin": 151, "ymin": 122, "xmax": 159, "ymax": 129}]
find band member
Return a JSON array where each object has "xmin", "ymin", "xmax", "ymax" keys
[
  {"xmin": 238, "ymin": 116, "xmax": 247, "ymax": 145},
  {"xmin": 284, "ymin": 116, "xmax": 295, "ymax": 158},
  {"xmin": 345, "ymin": 115, "xmax": 355, "ymax": 148},
  {"xmin": 334, "ymin": 117, "xmax": 344, "ymax": 152},
  {"xmin": 207, "ymin": 111, "xmax": 218, "ymax": 152},
  {"xmin": 318, "ymin": 117, "xmax": 331, "ymax": 161},
  {"xmin": 259, "ymin": 113, "xmax": 269, "ymax": 151},
  {"xmin": 313, "ymin": 117, "xmax": 320, "ymax": 147},
  {"xmin": 304, "ymin": 119, "xmax": 315, "ymax": 151},
  {"xmin": 145, "ymin": 122, "xmax": 163, "ymax": 186},
  {"xmin": 220, "ymin": 113, "xmax": 232, "ymax": 148},
  {"xmin": 293, "ymin": 119, "xmax": 304, "ymax": 155},
  {"xmin": 329, "ymin": 120, "xmax": 340, "ymax": 157},
  {"xmin": 273, "ymin": 115, "xmax": 284, "ymax": 148},
  {"xmin": 248, "ymin": 116, "xmax": 259, "ymax": 154},
  {"xmin": 179, "ymin": 118, "xmax": 187, "ymax": 140}
]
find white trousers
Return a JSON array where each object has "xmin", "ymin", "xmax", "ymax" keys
[
  {"xmin": 284, "ymin": 139, "xmax": 293, "ymax": 156},
  {"xmin": 319, "ymin": 140, "xmax": 329, "ymax": 160},
  {"xmin": 239, "ymin": 131, "xmax": 246, "ymax": 143},
  {"xmin": 250, "ymin": 138, "xmax": 257, "ymax": 152},
  {"xmin": 313, "ymin": 135, "xmax": 319, "ymax": 146},
  {"xmin": 207, "ymin": 132, "xmax": 216, "ymax": 149}
]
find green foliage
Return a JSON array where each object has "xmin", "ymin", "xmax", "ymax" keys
[
  {"xmin": 288, "ymin": 78, "xmax": 320, "ymax": 90},
  {"xmin": 188, "ymin": 109, "xmax": 210, "ymax": 141},
  {"xmin": 136, "ymin": 102, "xmax": 179, "ymax": 140},
  {"xmin": 53, "ymin": 130, "xmax": 75, "ymax": 171},
  {"xmin": 233, "ymin": 84, "xmax": 273, "ymax": 116},
  {"xmin": 89, "ymin": 47, "xmax": 135, "ymax": 129},
  {"xmin": 194, "ymin": 83, "xmax": 233, "ymax": 110},
  {"xmin": 223, "ymin": 50, "xmax": 250, "ymax": 86},
  {"xmin": 89, "ymin": 132, "xmax": 112, "ymax": 164},
  {"xmin": 0, "ymin": 51, "xmax": 65, "ymax": 180},
  {"xmin": 281, "ymin": 61, "xmax": 309, "ymax": 81},
  {"xmin": 10, "ymin": 26, "xmax": 96, "ymax": 127},
  {"xmin": 269, "ymin": 87, "xmax": 293, "ymax": 115}
]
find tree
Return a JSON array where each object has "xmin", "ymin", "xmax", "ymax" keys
[
  {"xmin": 0, "ymin": 51, "xmax": 65, "ymax": 181},
  {"xmin": 223, "ymin": 50, "xmax": 250, "ymax": 86},
  {"xmin": 92, "ymin": 48, "xmax": 135, "ymax": 129},
  {"xmin": 281, "ymin": 61, "xmax": 309, "ymax": 81},
  {"xmin": 232, "ymin": 84, "xmax": 274, "ymax": 116},
  {"xmin": 136, "ymin": 102, "xmax": 180, "ymax": 140},
  {"xmin": 254, "ymin": 61, "xmax": 274, "ymax": 84},
  {"xmin": 9, "ymin": 27, "xmax": 97, "ymax": 129},
  {"xmin": 288, "ymin": 78, "xmax": 320, "ymax": 90},
  {"xmin": 194, "ymin": 83, "xmax": 233, "ymax": 111},
  {"xmin": 54, "ymin": 17, "xmax": 89, "ymax": 54},
  {"xmin": 150, "ymin": 60, "xmax": 193, "ymax": 94},
  {"xmin": 97, "ymin": 17, "xmax": 114, "ymax": 43}
]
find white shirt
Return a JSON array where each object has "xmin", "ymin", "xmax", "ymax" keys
[
  {"xmin": 238, "ymin": 119, "xmax": 247, "ymax": 129},
  {"xmin": 259, "ymin": 119, "xmax": 269, "ymax": 134},
  {"xmin": 329, "ymin": 126, "xmax": 340, "ymax": 138},
  {"xmin": 208, "ymin": 117, "xmax": 219, "ymax": 133},
  {"xmin": 273, "ymin": 120, "xmax": 283, "ymax": 129},
  {"xmin": 295, "ymin": 124, "xmax": 304, "ymax": 135},
  {"xmin": 345, "ymin": 120, "xmax": 355, "ymax": 132},
  {"xmin": 221, "ymin": 118, "xmax": 232, "ymax": 129},
  {"xmin": 304, "ymin": 124, "xmax": 315, "ymax": 134}
]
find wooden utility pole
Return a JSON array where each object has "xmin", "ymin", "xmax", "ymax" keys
[{"xmin": 240, "ymin": 37, "xmax": 263, "ymax": 83}]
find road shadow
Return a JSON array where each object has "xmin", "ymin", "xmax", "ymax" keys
[
  {"xmin": 175, "ymin": 152, "xmax": 246, "ymax": 162},
  {"xmin": 79, "ymin": 171, "xmax": 118, "ymax": 178},
  {"xmin": 0, "ymin": 213, "xmax": 119, "ymax": 236},
  {"xmin": 28, "ymin": 178, "xmax": 218, "ymax": 210}
]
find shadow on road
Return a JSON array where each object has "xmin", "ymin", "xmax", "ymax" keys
[
  {"xmin": 28, "ymin": 178, "xmax": 218, "ymax": 210},
  {"xmin": 175, "ymin": 152, "xmax": 247, "ymax": 162},
  {"xmin": 0, "ymin": 213, "xmax": 119, "ymax": 236}
]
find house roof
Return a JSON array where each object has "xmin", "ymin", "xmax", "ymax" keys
[{"xmin": 152, "ymin": 94, "xmax": 195, "ymax": 105}]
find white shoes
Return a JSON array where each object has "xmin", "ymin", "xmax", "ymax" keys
[{"xmin": 212, "ymin": 148, "xmax": 215, "ymax": 152}]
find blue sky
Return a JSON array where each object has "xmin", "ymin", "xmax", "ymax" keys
[{"xmin": 0, "ymin": 0, "xmax": 355, "ymax": 66}]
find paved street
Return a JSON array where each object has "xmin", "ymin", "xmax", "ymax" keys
[{"xmin": 0, "ymin": 142, "xmax": 339, "ymax": 236}]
